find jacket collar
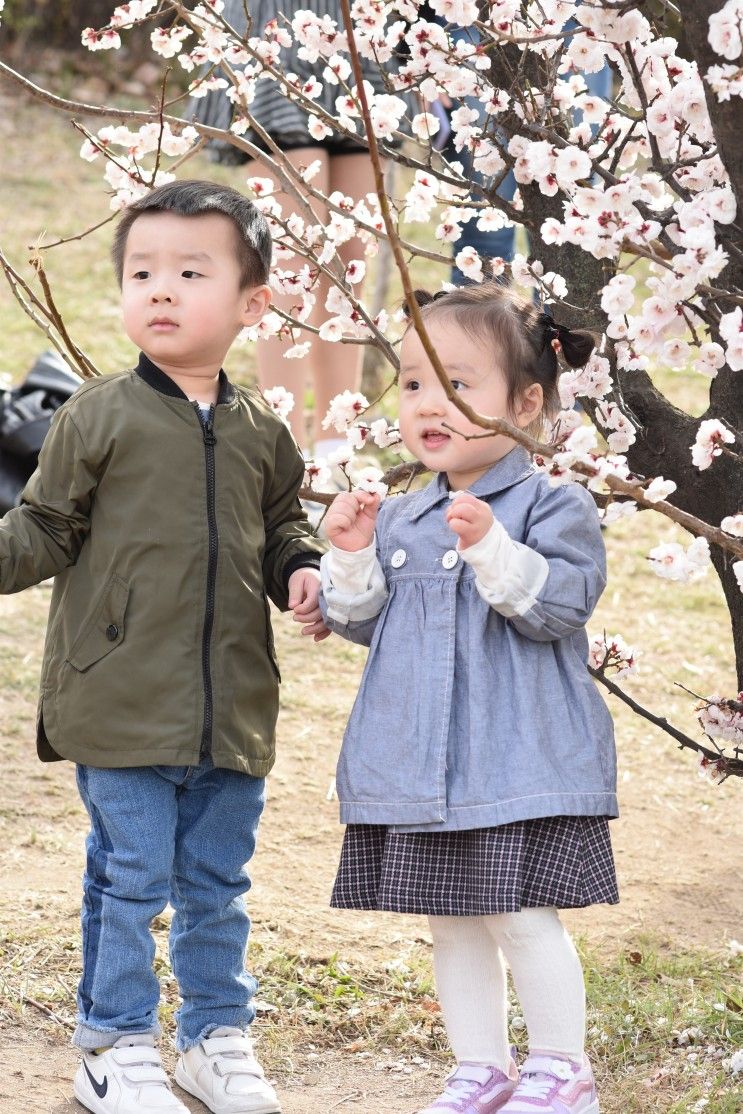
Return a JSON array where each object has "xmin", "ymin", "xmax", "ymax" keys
[
  {"xmin": 135, "ymin": 352, "xmax": 237, "ymax": 406},
  {"xmin": 408, "ymin": 446, "xmax": 535, "ymax": 522}
]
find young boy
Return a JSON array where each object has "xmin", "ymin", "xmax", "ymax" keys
[{"xmin": 0, "ymin": 180, "xmax": 326, "ymax": 1114}]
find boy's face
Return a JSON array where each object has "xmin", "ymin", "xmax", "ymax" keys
[{"xmin": 121, "ymin": 211, "xmax": 269, "ymax": 382}]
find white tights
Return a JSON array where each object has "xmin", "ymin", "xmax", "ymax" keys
[{"xmin": 428, "ymin": 908, "xmax": 585, "ymax": 1072}]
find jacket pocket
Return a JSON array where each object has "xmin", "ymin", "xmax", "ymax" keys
[{"xmin": 67, "ymin": 575, "xmax": 130, "ymax": 672}]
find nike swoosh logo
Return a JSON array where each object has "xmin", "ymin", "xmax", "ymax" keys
[{"xmin": 83, "ymin": 1058, "xmax": 108, "ymax": 1098}]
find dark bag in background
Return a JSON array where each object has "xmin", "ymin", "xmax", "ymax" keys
[{"xmin": 0, "ymin": 351, "xmax": 82, "ymax": 514}]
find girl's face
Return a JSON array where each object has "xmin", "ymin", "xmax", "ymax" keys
[{"xmin": 398, "ymin": 318, "xmax": 542, "ymax": 491}]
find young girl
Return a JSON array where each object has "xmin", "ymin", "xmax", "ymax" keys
[{"xmin": 319, "ymin": 284, "xmax": 618, "ymax": 1114}]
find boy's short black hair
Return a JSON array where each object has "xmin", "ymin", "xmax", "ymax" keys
[{"xmin": 112, "ymin": 179, "xmax": 272, "ymax": 288}]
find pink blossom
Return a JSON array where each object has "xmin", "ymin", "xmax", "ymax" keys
[
  {"xmin": 82, "ymin": 27, "xmax": 122, "ymax": 51},
  {"xmin": 588, "ymin": 632, "xmax": 638, "ymax": 678},
  {"xmin": 304, "ymin": 459, "xmax": 332, "ymax": 489},
  {"xmin": 691, "ymin": 418, "xmax": 736, "ymax": 469},
  {"xmin": 708, "ymin": 1, "xmax": 743, "ymax": 61},
  {"xmin": 696, "ymin": 693, "xmax": 743, "ymax": 744},
  {"xmin": 345, "ymin": 260, "xmax": 366, "ymax": 285},
  {"xmin": 308, "ymin": 115, "xmax": 333, "ymax": 142}
]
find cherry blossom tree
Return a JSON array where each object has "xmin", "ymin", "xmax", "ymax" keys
[{"xmin": 0, "ymin": 0, "xmax": 742, "ymax": 778}]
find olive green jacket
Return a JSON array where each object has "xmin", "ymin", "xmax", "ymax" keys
[{"xmin": 0, "ymin": 355, "xmax": 324, "ymax": 775}]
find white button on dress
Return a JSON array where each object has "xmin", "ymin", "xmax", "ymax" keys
[
  {"xmin": 391, "ymin": 549, "xmax": 407, "ymax": 568},
  {"xmin": 442, "ymin": 549, "xmax": 459, "ymax": 569}
]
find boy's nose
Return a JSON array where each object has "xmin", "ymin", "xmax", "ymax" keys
[{"xmin": 150, "ymin": 288, "xmax": 173, "ymax": 304}]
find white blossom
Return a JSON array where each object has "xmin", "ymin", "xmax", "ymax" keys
[
  {"xmin": 648, "ymin": 537, "xmax": 711, "ymax": 582},
  {"xmin": 644, "ymin": 476, "xmax": 677, "ymax": 503},
  {"xmin": 369, "ymin": 418, "xmax": 403, "ymax": 448},
  {"xmin": 262, "ymin": 386, "xmax": 295, "ymax": 422},
  {"xmin": 734, "ymin": 560, "xmax": 743, "ymax": 593},
  {"xmin": 721, "ymin": 513, "xmax": 743, "ymax": 536},
  {"xmin": 353, "ymin": 465, "xmax": 389, "ymax": 499},
  {"xmin": 322, "ymin": 390, "xmax": 370, "ymax": 432},
  {"xmin": 283, "ymin": 342, "xmax": 312, "ymax": 359},
  {"xmin": 455, "ymin": 246, "xmax": 484, "ymax": 282}
]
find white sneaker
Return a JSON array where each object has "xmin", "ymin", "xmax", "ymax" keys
[
  {"xmin": 175, "ymin": 1027, "xmax": 281, "ymax": 1113},
  {"xmin": 74, "ymin": 1035, "xmax": 189, "ymax": 1113}
]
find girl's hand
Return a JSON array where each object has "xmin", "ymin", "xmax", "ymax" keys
[
  {"xmin": 445, "ymin": 491, "xmax": 494, "ymax": 550},
  {"xmin": 287, "ymin": 568, "xmax": 331, "ymax": 642},
  {"xmin": 324, "ymin": 490, "xmax": 380, "ymax": 552}
]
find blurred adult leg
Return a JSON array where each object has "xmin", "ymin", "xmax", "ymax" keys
[{"xmin": 246, "ymin": 147, "xmax": 331, "ymax": 450}]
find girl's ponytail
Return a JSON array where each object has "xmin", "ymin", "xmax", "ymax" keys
[{"xmin": 537, "ymin": 313, "xmax": 596, "ymax": 370}]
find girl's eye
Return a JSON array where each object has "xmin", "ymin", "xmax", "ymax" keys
[
  {"xmin": 132, "ymin": 270, "xmax": 149, "ymax": 280},
  {"xmin": 450, "ymin": 379, "xmax": 466, "ymax": 392},
  {"xmin": 182, "ymin": 270, "xmax": 202, "ymax": 279},
  {"xmin": 402, "ymin": 378, "xmax": 419, "ymax": 391}
]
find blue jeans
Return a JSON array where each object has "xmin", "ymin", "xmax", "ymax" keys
[
  {"xmin": 74, "ymin": 758, "xmax": 266, "ymax": 1051},
  {"xmin": 447, "ymin": 22, "xmax": 613, "ymax": 283}
]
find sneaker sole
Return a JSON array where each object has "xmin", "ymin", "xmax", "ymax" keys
[{"xmin": 174, "ymin": 1063, "xmax": 282, "ymax": 1114}]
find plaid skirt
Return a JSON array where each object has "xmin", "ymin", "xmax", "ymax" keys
[{"xmin": 331, "ymin": 816, "xmax": 618, "ymax": 916}]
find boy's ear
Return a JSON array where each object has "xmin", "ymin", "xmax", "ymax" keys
[
  {"xmin": 241, "ymin": 284, "xmax": 272, "ymax": 326},
  {"xmin": 515, "ymin": 382, "xmax": 544, "ymax": 427}
]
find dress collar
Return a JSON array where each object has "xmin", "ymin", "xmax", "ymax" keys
[
  {"xmin": 407, "ymin": 446, "xmax": 535, "ymax": 522},
  {"xmin": 135, "ymin": 352, "xmax": 236, "ymax": 406}
]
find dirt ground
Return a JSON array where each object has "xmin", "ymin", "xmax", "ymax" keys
[{"xmin": 1, "ymin": 574, "xmax": 741, "ymax": 1113}]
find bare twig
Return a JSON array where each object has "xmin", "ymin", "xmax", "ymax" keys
[{"xmin": 589, "ymin": 666, "xmax": 743, "ymax": 779}]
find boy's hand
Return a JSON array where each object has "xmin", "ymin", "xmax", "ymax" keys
[
  {"xmin": 445, "ymin": 491, "xmax": 494, "ymax": 550},
  {"xmin": 288, "ymin": 568, "xmax": 331, "ymax": 642},
  {"xmin": 324, "ymin": 491, "xmax": 380, "ymax": 553}
]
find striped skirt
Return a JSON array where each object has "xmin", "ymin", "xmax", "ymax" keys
[{"xmin": 192, "ymin": 0, "xmax": 408, "ymax": 160}]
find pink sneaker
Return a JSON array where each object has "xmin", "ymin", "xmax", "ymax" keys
[
  {"xmin": 418, "ymin": 1061, "xmax": 518, "ymax": 1113},
  {"xmin": 499, "ymin": 1055, "xmax": 599, "ymax": 1114}
]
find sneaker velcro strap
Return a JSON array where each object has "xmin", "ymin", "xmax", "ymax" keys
[
  {"xmin": 201, "ymin": 1035, "xmax": 255, "ymax": 1056},
  {"xmin": 123, "ymin": 1065, "xmax": 170, "ymax": 1085},
  {"xmin": 212, "ymin": 1061, "xmax": 265, "ymax": 1079},
  {"xmin": 114, "ymin": 1047, "xmax": 163, "ymax": 1067}
]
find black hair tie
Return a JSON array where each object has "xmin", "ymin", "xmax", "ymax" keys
[{"xmin": 537, "ymin": 311, "xmax": 571, "ymax": 352}]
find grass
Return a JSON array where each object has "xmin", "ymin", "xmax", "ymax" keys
[{"xmin": 1, "ymin": 919, "xmax": 741, "ymax": 1112}]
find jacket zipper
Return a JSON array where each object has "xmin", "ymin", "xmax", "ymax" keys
[{"xmin": 196, "ymin": 403, "xmax": 218, "ymax": 760}]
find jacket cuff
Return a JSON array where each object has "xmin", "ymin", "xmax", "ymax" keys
[
  {"xmin": 460, "ymin": 519, "xmax": 549, "ymax": 618},
  {"xmin": 283, "ymin": 551, "xmax": 322, "ymax": 588}
]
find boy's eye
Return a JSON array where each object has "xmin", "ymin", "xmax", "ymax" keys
[
  {"xmin": 450, "ymin": 378, "xmax": 467, "ymax": 391},
  {"xmin": 132, "ymin": 270, "xmax": 150, "ymax": 280},
  {"xmin": 182, "ymin": 270, "xmax": 202, "ymax": 279},
  {"xmin": 402, "ymin": 378, "xmax": 419, "ymax": 391}
]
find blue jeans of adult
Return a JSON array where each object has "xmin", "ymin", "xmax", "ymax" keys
[
  {"xmin": 73, "ymin": 757, "xmax": 266, "ymax": 1052},
  {"xmin": 447, "ymin": 23, "xmax": 613, "ymax": 283}
]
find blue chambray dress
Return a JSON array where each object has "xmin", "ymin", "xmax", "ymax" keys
[{"xmin": 322, "ymin": 448, "xmax": 619, "ymax": 916}]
